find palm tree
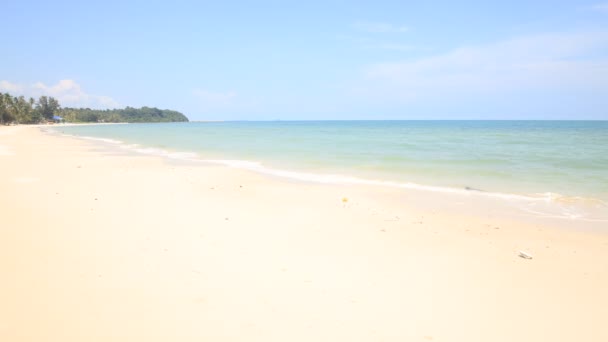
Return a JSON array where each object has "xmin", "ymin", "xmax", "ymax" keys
[
  {"xmin": 2, "ymin": 93, "xmax": 16, "ymax": 124},
  {"xmin": 0, "ymin": 93, "xmax": 5, "ymax": 125}
]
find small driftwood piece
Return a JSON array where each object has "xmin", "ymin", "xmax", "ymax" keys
[{"xmin": 518, "ymin": 251, "xmax": 533, "ymax": 260}]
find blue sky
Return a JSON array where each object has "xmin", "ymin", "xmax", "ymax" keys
[{"xmin": 1, "ymin": 1, "xmax": 608, "ymax": 120}]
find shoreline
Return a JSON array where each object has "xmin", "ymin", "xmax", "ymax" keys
[
  {"xmin": 47, "ymin": 125, "xmax": 608, "ymax": 228},
  {"xmin": 1, "ymin": 126, "xmax": 607, "ymax": 341}
]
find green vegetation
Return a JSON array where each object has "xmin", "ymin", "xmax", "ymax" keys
[
  {"xmin": 0, "ymin": 91, "xmax": 188, "ymax": 124},
  {"xmin": 58, "ymin": 107, "xmax": 189, "ymax": 123},
  {"xmin": 0, "ymin": 93, "xmax": 54, "ymax": 124}
]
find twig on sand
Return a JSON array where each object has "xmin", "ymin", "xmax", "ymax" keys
[{"xmin": 518, "ymin": 251, "xmax": 533, "ymax": 260}]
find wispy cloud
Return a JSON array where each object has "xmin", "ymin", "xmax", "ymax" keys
[
  {"xmin": 363, "ymin": 42, "xmax": 420, "ymax": 51},
  {"xmin": 591, "ymin": 3, "xmax": 608, "ymax": 12},
  {"xmin": 362, "ymin": 31, "xmax": 608, "ymax": 100},
  {"xmin": 335, "ymin": 34, "xmax": 423, "ymax": 52},
  {"xmin": 0, "ymin": 80, "xmax": 23, "ymax": 93},
  {"xmin": 354, "ymin": 21, "xmax": 409, "ymax": 33},
  {"xmin": 339, "ymin": 21, "xmax": 417, "ymax": 52},
  {"xmin": 0, "ymin": 79, "xmax": 119, "ymax": 108}
]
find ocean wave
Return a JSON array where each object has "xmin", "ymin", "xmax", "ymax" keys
[
  {"xmin": 51, "ymin": 129, "xmax": 608, "ymax": 222},
  {"xmin": 80, "ymin": 136, "xmax": 123, "ymax": 145}
]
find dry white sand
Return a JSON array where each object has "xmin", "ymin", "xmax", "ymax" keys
[{"xmin": 1, "ymin": 126, "xmax": 607, "ymax": 342}]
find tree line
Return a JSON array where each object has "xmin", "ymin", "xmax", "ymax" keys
[
  {"xmin": 0, "ymin": 92, "xmax": 59, "ymax": 124},
  {"xmin": 0, "ymin": 91, "xmax": 189, "ymax": 124}
]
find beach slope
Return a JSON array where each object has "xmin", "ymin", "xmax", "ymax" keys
[{"xmin": 1, "ymin": 126, "xmax": 607, "ymax": 342}]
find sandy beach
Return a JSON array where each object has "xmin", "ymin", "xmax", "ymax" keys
[{"xmin": 1, "ymin": 125, "xmax": 607, "ymax": 342}]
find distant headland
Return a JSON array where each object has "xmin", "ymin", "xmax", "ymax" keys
[{"xmin": 0, "ymin": 92, "xmax": 189, "ymax": 124}]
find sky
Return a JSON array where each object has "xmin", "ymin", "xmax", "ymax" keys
[{"xmin": 1, "ymin": 0, "xmax": 608, "ymax": 120}]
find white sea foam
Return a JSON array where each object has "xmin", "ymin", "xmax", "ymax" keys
[
  {"xmin": 205, "ymin": 159, "xmax": 608, "ymax": 222},
  {"xmin": 56, "ymin": 132, "xmax": 122, "ymax": 145},
  {"xmin": 52, "ymin": 130, "xmax": 608, "ymax": 222},
  {"xmin": 204, "ymin": 159, "xmax": 574, "ymax": 203},
  {"xmin": 80, "ymin": 136, "xmax": 123, "ymax": 144},
  {"xmin": 167, "ymin": 152, "xmax": 199, "ymax": 160}
]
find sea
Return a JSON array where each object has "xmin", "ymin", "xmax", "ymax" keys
[{"xmin": 51, "ymin": 121, "xmax": 608, "ymax": 222}]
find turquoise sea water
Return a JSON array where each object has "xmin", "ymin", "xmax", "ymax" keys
[{"xmin": 53, "ymin": 121, "xmax": 608, "ymax": 204}]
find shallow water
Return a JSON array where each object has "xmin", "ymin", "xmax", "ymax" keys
[{"xmin": 54, "ymin": 121, "xmax": 607, "ymax": 199}]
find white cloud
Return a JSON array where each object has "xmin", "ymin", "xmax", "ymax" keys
[
  {"xmin": 0, "ymin": 80, "xmax": 23, "ymax": 93},
  {"xmin": 32, "ymin": 80, "xmax": 119, "ymax": 108},
  {"xmin": 0, "ymin": 79, "xmax": 119, "ymax": 109},
  {"xmin": 354, "ymin": 21, "xmax": 409, "ymax": 33},
  {"xmin": 362, "ymin": 31, "xmax": 608, "ymax": 100}
]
